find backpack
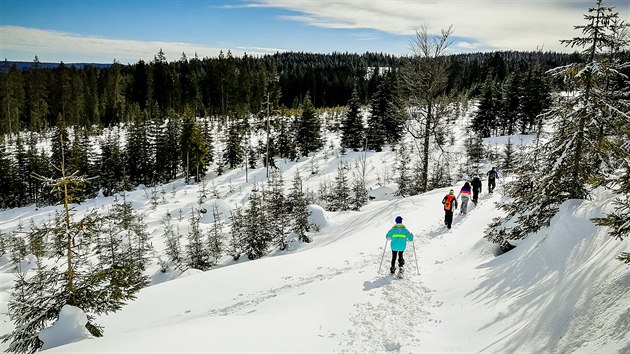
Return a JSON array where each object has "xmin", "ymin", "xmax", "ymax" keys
[{"xmin": 444, "ymin": 195, "xmax": 455, "ymax": 211}]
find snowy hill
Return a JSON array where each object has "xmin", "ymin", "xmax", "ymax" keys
[
  {"xmin": 14, "ymin": 183, "xmax": 626, "ymax": 353},
  {"xmin": 1, "ymin": 113, "xmax": 628, "ymax": 353}
]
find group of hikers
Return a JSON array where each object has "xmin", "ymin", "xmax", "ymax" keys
[
  {"xmin": 441, "ymin": 166, "xmax": 500, "ymax": 228},
  {"xmin": 385, "ymin": 167, "xmax": 500, "ymax": 277}
]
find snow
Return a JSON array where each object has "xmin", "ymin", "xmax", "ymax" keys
[
  {"xmin": 1, "ymin": 108, "xmax": 628, "ymax": 353},
  {"xmin": 38, "ymin": 305, "xmax": 93, "ymax": 350}
]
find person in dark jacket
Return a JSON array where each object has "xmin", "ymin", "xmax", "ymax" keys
[
  {"xmin": 442, "ymin": 189, "xmax": 458, "ymax": 229},
  {"xmin": 471, "ymin": 176, "xmax": 482, "ymax": 205},
  {"xmin": 487, "ymin": 167, "xmax": 499, "ymax": 193}
]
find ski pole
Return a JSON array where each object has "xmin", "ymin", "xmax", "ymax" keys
[
  {"xmin": 412, "ymin": 237, "xmax": 420, "ymax": 275},
  {"xmin": 377, "ymin": 239, "xmax": 388, "ymax": 274}
]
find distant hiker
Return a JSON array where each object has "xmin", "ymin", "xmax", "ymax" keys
[
  {"xmin": 457, "ymin": 182, "xmax": 472, "ymax": 214},
  {"xmin": 442, "ymin": 189, "xmax": 458, "ymax": 229},
  {"xmin": 471, "ymin": 176, "xmax": 482, "ymax": 205},
  {"xmin": 386, "ymin": 216, "xmax": 414, "ymax": 277},
  {"xmin": 487, "ymin": 167, "xmax": 500, "ymax": 193}
]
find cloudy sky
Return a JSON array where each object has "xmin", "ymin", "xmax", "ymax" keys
[{"xmin": 1, "ymin": 0, "xmax": 628, "ymax": 64}]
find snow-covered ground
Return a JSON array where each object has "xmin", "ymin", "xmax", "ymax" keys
[{"xmin": 1, "ymin": 113, "xmax": 628, "ymax": 353}]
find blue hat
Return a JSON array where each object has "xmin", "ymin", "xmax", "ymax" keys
[{"xmin": 395, "ymin": 216, "xmax": 403, "ymax": 224}]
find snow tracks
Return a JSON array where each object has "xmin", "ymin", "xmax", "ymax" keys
[{"xmin": 340, "ymin": 273, "xmax": 434, "ymax": 353}]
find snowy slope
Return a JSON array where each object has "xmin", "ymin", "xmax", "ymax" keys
[
  {"xmin": 1, "ymin": 111, "xmax": 628, "ymax": 353},
  {"xmin": 29, "ymin": 182, "xmax": 628, "ymax": 354}
]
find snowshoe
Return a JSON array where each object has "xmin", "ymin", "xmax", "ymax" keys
[
  {"xmin": 390, "ymin": 267, "xmax": 396, "ymax": 275},
  {"xmin": 397, "ymin": 267, "xmax": 404, "ymax": 279}
]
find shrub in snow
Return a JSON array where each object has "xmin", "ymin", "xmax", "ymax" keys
[
  {"xmin": 39, "ymin": 305, "xmax": 93, "ymax": 350},
  {"xmin": 307, "ymin": 205, "xmax": 329, "ymax": 231}
]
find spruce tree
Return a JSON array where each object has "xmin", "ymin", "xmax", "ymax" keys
[
  {"xmin": 287, "ymin": 171, "xmax": 312, "ymax": 243},
  {"xmin": 162, "ymin": 211, "xmax": 184, "ymax": 271},
  {"xmin": 340, "ymin": 87, "xmax": 365, "ymax": 151},
  {"xmin": 351, "ymin": 154, "xmax": 369, "ymax": 210},
  {"xmin": 180, "ymin": 111, "xmax": 208, "ymax": 183},
  {"xmin": 223, "ymin": 122, "xmax": 244, "ymax": 169},
  {"xmin": 265, "ymin": 170, "xmax": 289, "ymax": 250},
  {"xmin": 331, "ymin": 162, "xmax": 351, "ymax": 211},
  {"xmin": 228, "ymin": 206, "xmax": 245, "ymax": 260},
  {"xmin": 185, "ymin": 208, "xmax": 212, "ymax": 270},
  {"xmin": 4, "ymin": 134, "xmax": 145, "ymax": 354},
  {"xmin": 25, "ymin": 56, "xmax": 49, "ymax": 132},
  {"xmin": 296, "ymin": 93, "xmax": 323, "ymax": 157},
  {"xmin": 243, "ymin": 191, "xmax": 271, "ymax": 260},
  {"xmin": 491, "ymin": 0, "xmax": 629, "ymax": 242},
  {"xmin": 472, "ymin": 77, "xmax": 497, "ymax": 138},
  {"xmin": 395, "ymin": 144, "xmax": 412, "ymax": 197},
  {"xmin": 207, "ymin": 203, "xmax": 224, "ymax": 265}
]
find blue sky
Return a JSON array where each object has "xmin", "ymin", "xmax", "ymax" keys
[{"xmin": 1, "ymin": 0, "xmax": 628, "ymax": 63}]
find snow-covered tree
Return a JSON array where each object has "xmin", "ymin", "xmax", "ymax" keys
[
  {"xmin": 185, "ymin": 208, "xmax": 212, "ymax": 270},
  {"xmin": 265, "ymin": 170, "xmax": 289, "ymax": 250},
  {"xmin": 287, "ymin": 171, "xmax": 312, "ymax": 243},
  {"xmin": 490, "ymin": 0, "xmax": 630, "ymax": 242},
  {"xmin": 207, "ymin": 202, "xmax": 224, "ymax": 265}
]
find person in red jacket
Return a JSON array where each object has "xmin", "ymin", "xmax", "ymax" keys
[{"xmin": 442, "ymin": 189, "xmax": 458, "ymax": 229}]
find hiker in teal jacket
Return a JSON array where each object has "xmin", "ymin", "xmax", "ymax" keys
[{"xmin": 386, "ymin": 216, "xmax": 414, "ymax": 275}]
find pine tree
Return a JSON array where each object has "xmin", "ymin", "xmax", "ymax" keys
[
  {"xmin": 490, "ymin": 0, "xmax": 629, "ymax": 242},
  {"xmin": 340, "ymin": 87, "xmax": 365, "ymax": 151},
  {"xmin": 1, "ymin": 63, "xmax": 25, "ymax": 135},
  {"xmin": 472, "ymin": 77, "xmax": 498, "ymax": 138},
  {"xmin": 4, "ymin": 133, "xmax": 145, "ymax": 354},
  {"xmin": 228, "ymin": 206, "xmax": 245, "ymax": 260},
  {"xmin": 243, "ymin": 191, "xmax": 272, "ymax": 260},
  {"xmin": 0, "ymin": 141, "xmax": 17, "ymax": 208},
  {"xmin": 207, "ymin": 202, "xmax": 224, "ymax": 265},
  {"xmin": 265, "ymin": 170, "xmax": 289, "ymax": 250},
  {"xmin": 185, "ymin": 208, "xmax": 212, "ymax": 270},
  {"xmin": 501, "ymin": 138, "xmax": 516, "ymax": 175},
  {"xmin": 223, "ymin": 121, "xmax": 244, "ymax": 169},
  {"xmin": 100, "ymin": 133, "xmax": 127, "ymax": 197},
  {"xmin": 126, "ymin": 118, "xmax": 152, "ymax": 186},
  {"xmin": 351, "ymin": 152, "xmax": 370, "ymax": 210},
  {"xmin": 499, "ymin": 72, "xmax": 521, "ymax": 136},
  {"xmin": 519, "ymin": 64, "xmax": 551, "ymax": 134},
  {"xmin": 287, "ymin": 171, "xmax": 312, "ymax": 243},
  {"xmin": 395, "ymin": 144, "xmax": 412, "ymax": 197},
  {"xmin": 180, "ymin": 111, "xmax": 208, "ymax": 183},
  {"xmin": 25, "ymin": 56, "xmax": 49, "ymax": 132},
  {"xmin": 162, "ymin": 211, "xmax": 184, "ymax": 271},
  {"xmin": 276, "ymin": 115, "xmax": 297, "ymax": 160},
  {"xmin": 331, "ymin": 162, "xmax": 351, "ymax": 211},
  {"xmin": 296, "ymin": 93, "xmax": 323, "ymax": 157},
  {"xmin": 366, "ymin": 83, "xmax": 388, "ymax": 152},
  {"xmin": 95, "ymin": 197, "xmax": 151, "ymax": 305}
]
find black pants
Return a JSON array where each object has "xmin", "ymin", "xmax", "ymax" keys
[
  {"xmin": 472, "ymin": 188, "xmax": 480, "ymax": 204},
  {"xmin": 390, "ymin": 251, "xmax": 405, "ymax": 271},
  {"xmin": 488, "ymin": 179, "xmax": 496, "ymax": 193},
  {"xmin": 445, "ymin": 211, "xmax": 454, "ymax": 229}
]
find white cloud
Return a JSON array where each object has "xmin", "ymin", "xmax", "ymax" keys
[
  {"xmin": 456, "ymin": 41, "xmax": 484, "ymax": 50},
  {"xmin": 0, "ymin": 26, "xmax": 281, "ymax": 63},
  {"xmin": 247, "ymin": 0, "xmax": 630, "ymax": 52}
]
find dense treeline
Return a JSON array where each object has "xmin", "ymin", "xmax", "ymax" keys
[{"xmin": 0, "ymin": 50, "xmax": 583, "ymax": 133}]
